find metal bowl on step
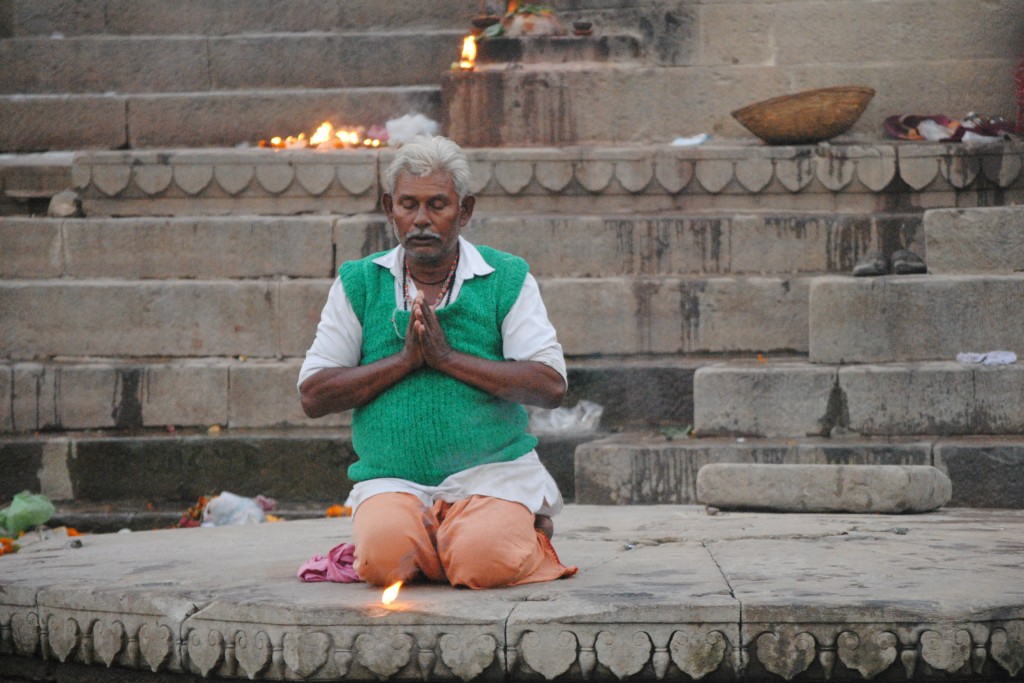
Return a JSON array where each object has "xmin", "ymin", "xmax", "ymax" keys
[{"xmin": 731, "ymin": 86, "xmax": 875, "ymax": 145}]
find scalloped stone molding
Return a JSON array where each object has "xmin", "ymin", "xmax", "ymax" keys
[
  {"xmin": 71, "ymin": 142, "xmax": 1024, "ymax": 217},
  {"xmin": 2, "ymin": 605, "xmax": 1024, "ymax": 681}
]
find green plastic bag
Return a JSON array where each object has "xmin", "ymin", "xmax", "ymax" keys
[{"xmin": 0, "ymin": 491, "xmax": 55, "ymax": 536}]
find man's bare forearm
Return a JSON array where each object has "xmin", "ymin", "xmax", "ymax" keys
[
  {"xmin": 433, "ymin": 354, "xmax": 566, "ymax": 409},
  {"xmin": 299, "ymin": 353, "xmax": 417, "ymax": 417}
]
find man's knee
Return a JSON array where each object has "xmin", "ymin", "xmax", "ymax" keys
[
  {"xmin": 437, "ymin": 499, "xmax": 539, "ymax": 589},
  {"xmin": 353, "ymin": 493, "xmax": 439, "ymax": 586}
]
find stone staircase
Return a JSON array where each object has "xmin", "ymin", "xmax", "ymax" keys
[
  {"xmin": 4, "ymin": 143, "xmax": 1024, "ymax": 524},
  {"xmin": 576, "ymin": 202, "xmax": 1024, "ymax": 509},
  {"xmin": 0, "ymin": 0, "xmax": 477, "ymax": 151},
  {"xmin": 2, "ymin": 0, "xmax": 1024, "ymax": 527}
]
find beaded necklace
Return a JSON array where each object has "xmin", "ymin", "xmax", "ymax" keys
[{"xmin": 402, "ymin": 252, "xmax": 459, "ymax": 310}]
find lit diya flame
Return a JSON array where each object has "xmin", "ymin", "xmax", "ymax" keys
[
  {"xmin": 381, "ymin": 581, "xmax": 403, "ymax": 606},
  {"xmin": 459, "ymin": 35, "xmax": 477, "ymax": 70},
  {"xmin": 260, "ymin": 121, "xmax": 385, "ymax": 150}
]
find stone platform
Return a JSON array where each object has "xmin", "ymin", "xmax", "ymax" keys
[{"xmin": 1, "ymin": 506, "xmax": 1023, "ymax": 682}]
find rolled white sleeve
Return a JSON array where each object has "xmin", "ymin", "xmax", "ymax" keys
[
  {"xmin": 501, "ymin": 273, "xmax": 567, "ymax": 386},
  {"xmin": 297, "ymin": 278, "xmax": 363, "ymax": 388}
]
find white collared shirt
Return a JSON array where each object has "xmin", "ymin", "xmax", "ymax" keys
[
  {"xmin": 298, "ymin": 236, "xmax": 566, "ymax": 386},
  {"xmin": 298, "ymin": 237, "xmax": 566, "ymax": 516}
]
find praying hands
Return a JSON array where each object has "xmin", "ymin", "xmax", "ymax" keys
[{"xmin": 407, "ymin": 291, "xmax": 454, "ymax": 369}]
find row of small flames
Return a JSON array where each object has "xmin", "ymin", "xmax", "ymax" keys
[{"xmin": 259, "ymin": 37, "xmax": 477, "ymax": 150}]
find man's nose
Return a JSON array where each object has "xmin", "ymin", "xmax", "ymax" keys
[{"xmin": 413, "ymin": 204, "xmax": 431, "ymax": 227}]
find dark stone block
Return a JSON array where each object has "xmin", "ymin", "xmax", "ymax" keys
[
  {"xmin": 936, "ymin": 443, "xmax": 1024, "ymax": 508},
  {"xmin": 536, "ymin": 433, "xmax": 605, "ymax": 503},
  {"xmin": 0, "ymin": 439, "xmax": 43, "ymax": 499},
  {"xmin": 69, "ymin": 434, "xmax": 357, "ymax": 504},
  {"xmin": 566, "ymin": 363, "xmax": 694, "ymax": 429},
  {"xmin": 798, "ymin": 441, "xmax": 931, "ymax": 466}
]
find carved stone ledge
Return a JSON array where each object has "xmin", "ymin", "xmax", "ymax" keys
[
  {"xmin": 510, "ymin": 623, "xmax": 738, "ymax": 681},
  {"xmin": 176, "ymin": 621, "xmax": 505, "ymax": 681},
  {"xmin": 743, "ymin": 621, "xmax": 1020, "ymax": 681},
  {"xmin": 36, "ymin": 606, "xmax": 182, "ymax": 674},
  {"xmin": 73, "ymin": 149, "xmax": 380, "ymax": 217},
  {"xmin": 70, "ymin": 142, "xmax": 1024, "ymax": 217}
]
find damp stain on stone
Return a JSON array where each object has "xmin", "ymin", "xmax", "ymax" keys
[
  {"xmin": 606, "ymin": 218, "xmax": 636, "ymax": 274},
  {"xmin": 633, "ymin": 280, "xmax": 661, "ymax": 351},
  {"xmin": 677, "ymin": 281, "xmax": 704, "ymax": 351},
  {"xmin": 687, "ymin": 218, "xmax": 725, "ymax": 274},
  {"xmin": 635, "ymin": 219, "xmax": 670, "ymax": 275},
  {"xmin": 631, "ymin": 448, "xmax": 697, "ymax": 504},
  {"xmin": 767, "ymin": 215, "xmax": 813, "ymax": 241},
  {"xmin": 825, "ymin": 215, "xmax": 874, "ymax": 272},
  {"xmin": 112, "ymin": 368, "xmax": 144, "ymax": 429},
  {"xmin": 520, "ymin": 72, "xmax": 574, "ymax": 146},
  {"xmin": 815, "ymin": 375, "xmax": 849, "ymax": 438}
]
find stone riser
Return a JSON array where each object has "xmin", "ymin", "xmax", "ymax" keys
[
  {"xmin": 925, "ymin": 206, "xmax": 1024, "ymax": 274},
  {"xmin": 2, "ymin": 0, "xmax": 479, "ymax": 35},
  {"xmin": 0, "ymin": 212, "xmax": 922, "ymax": 281},
  {"xmin": 574, "ymin": 433, "xmax": 1024, "ymax": 508},
  {"xmin": 5, "ymin": 429, "xmax": 1022, "ymax": 511},
  {"xmin": 0, "ymin": 431, "xmax": 588, "ymax": 507},
  {"xmin": 694, "ymin": 361, "xmax": 1024, "ymax": 438},
  {"xmin": 0, "ymin": 358, "xmax": 703, "ymax": 434},
  {"xmin": 809, "ymin": 274, "xmax": 1024, "ymax": 363},
  {"xmin": 68, "ymin": 142, "xmax": 1024, "ymax": 215},
  {"xmin": 0, "ymin": 87, "xmax": 440, "ymax": 152},
  {"xmin": 0, "ymin": 275, "xmax": 812, "ymax": 360},
  {"xmin": 1, "ymin": 0, "xmax": 480, "ymax": 36},
  {"xmin": 0, "ymin": 32, "xmax": 464, "ymax": 94}
]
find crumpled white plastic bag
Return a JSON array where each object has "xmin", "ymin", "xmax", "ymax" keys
[
  {"xmin": 201, "ymin": 491, "xmax": 266, "ymax": 527},
  {"xmin": 529, "ymin": 400, "xmax": 604, "ymax": 434}
]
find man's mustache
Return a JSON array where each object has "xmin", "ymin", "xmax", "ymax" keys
[{"xmin": 404, "ymin": 230, "xmax": 442, "ymax": 241}]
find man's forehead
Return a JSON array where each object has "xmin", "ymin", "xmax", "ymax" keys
[{"xmin": 393, "ymin": 170, "xmax": 457, "ymax": 196}]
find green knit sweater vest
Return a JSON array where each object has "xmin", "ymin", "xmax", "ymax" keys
[{"xmin": 340, "ymin": 245, "xmax": 538, "ymax": 486}]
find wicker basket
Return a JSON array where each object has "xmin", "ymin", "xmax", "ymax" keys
[{"xmin": 731, "ymin": 86, "xmax": 876, "ymax": 145}]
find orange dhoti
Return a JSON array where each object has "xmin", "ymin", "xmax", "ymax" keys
[{"xmin": 353, "ymin": 492, "xmax": 577, "ymax": 589}]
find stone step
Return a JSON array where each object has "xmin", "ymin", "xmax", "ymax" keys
[
  {"xmin": 0, "ymin": 211, "xmax": 924, "ymax": 280},
  {"xmin": 695, "ymin": 463, "xmax": 952, "ymax": 513},
  {"xmin": 0, "ymin": 31, "xmax": 464, "ymax": 95},
  {"xmin": 809, "ymin": 274, "xmax": 1024, "ymax": 363},
  {"xmin": 574, "ymin": 431, "xmax": 1024, "ymax": 508},
  {"xmin": 0, "ymin": 356, "xmax": 708, "ymax": 434},
  {"xmin": 925, "ymin": 206, "xmax": 1024, "ymax": 274},
  {"xmin": 0, "ymin": 275, "xmax": 812, "ymax": 360},
  {"xmin": 693, "ymin": 360, "xmax": 1024, "ymax": 438},
  {"xmin": 67, "ymin": 142, "xmax": 1024, "ymax": 215},
  {"xmin": 0, "ymin": 86, "xmax": 441, "ymax": 152},
  {"xmin": 0, "ymin": 429, "xmax": 593, "ymax": 508},
  {"xmin": 0, "ymin": 215, "xmax": 340, "ymax": 280},
  {"xmin": 1, "ymin": 0, "xmax": 480, "ymax": 36}
]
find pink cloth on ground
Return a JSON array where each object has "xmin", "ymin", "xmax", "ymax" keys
[{"xmin": 297, "ymin": 542, "xmax": 362, "ymax": 583}]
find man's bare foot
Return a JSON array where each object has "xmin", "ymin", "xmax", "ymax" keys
[{"xmin": 534, "ymin": 514, "xmax": 554, "ymax": 539}]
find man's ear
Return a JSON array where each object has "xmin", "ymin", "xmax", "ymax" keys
[
  {"xmin": 382, "ymin": 193, "xmax": 395, "ymax": 221},
  {"xmin": 459, "ymin": 195, "xmax": 476, "ymax": 226}
]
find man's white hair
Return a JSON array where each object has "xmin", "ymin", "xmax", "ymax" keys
[{"xmin": 385, "ymin": 135, "xmax": 471, "ymax": 200}]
